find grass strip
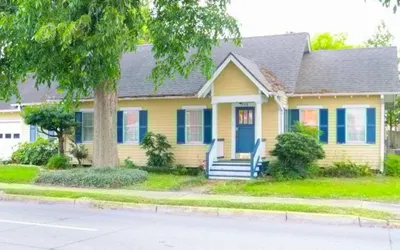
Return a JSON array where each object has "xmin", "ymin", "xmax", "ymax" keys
[
  {"xmin": 0, "ymin": 165, "xmax": 39, "ymax": 184},
  {"xmin": 3, "ymin": 188, "xmax": 396, "ymax": 221}
]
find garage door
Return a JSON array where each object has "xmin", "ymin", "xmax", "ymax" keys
[{"xmin": 0, "ymin": 121, "xmax": 22, "ymax": 160}]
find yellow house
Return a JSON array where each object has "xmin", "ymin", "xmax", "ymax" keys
[{"xmin": 1, "ymin": 33, "xmax": 399, "ymax": 180}]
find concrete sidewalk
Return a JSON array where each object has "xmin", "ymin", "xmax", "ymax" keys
[{"xmin": 0, "ymin": 183, "xmax": 399, "ymax": 215}]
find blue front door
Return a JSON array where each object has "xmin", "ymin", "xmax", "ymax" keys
[{"xmin": 236, "ymin": 107, "xmax": 255, "ymax": 153}]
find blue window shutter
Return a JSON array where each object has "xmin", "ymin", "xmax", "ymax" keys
[
  {"xmin": 177, "ymin": 109, "xmax": 186, "ymax": 144},
  {"xmin": 319, "ymin": 109, "xmax": 328, "ymax": 143},
  {"xmin": 337, "ymin": 108, "xmax": 346, "ymax": 144},
  {"xmin": 366, "ymin": 108, "xmax": 376, "ymax": 144},
  {"xmin": 117, "ymin": 111, "xmax": 124, "ymax": 143},
  {"xmin": 203, "ymin": 109, "xmax": 212, "ymax": 144},
  {"xmin": 48, "ymin": 130, "xmax": 55, "ymax": 138},
  {"xmin": 29, "ymin": 125, "xmax": 37, "ymax": 142},
  {"xmin": 289, "ymin": 109, "xmax": 299, "ymax": 132},
  {"xmin": 75, "ymin": 112, "xmax": 83, "ymax": 144},
  {"xmin": 139, "ymin": 110, "xmax": 148, "ymax": 143}
]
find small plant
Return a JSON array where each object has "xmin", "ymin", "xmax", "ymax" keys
[
  {"xmin": 384, "ymin": 154, "xmax": 400, "ymax": 177},
  {"xmin": 141, "ymin": 132, "xmax": 175, "ymax": 167},
  {"xmin": 321, "ymin": 161, "xmax": 371, "ymax": 178},
  {"xmin": 11, "ymin": 138, "xmax": 58, "ymax": 166},
  {"xmin": 69, "ymin": 143, "xmax": 89, "ymax": 166},
  {"xmin": 46, "ymin": 154, "xmax": 72, "ymax": 170},
  {"xmin": 270, "ymin": 132, "xmax": 325, "ymax": 180},
  {"xmin": 124, "ymin": 157, "xmax": 137, "ymax": 168},
  {"xmin": 294, "ymin": 122, "xmax": 321, "ymax": 139},
  {"xmin": 35, "ymin": 167, "xmax": 148, "ymax": 188}
]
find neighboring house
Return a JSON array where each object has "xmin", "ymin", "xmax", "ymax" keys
[
  {"xmin": 0, "ymin": 33, "xmax": 399, "ymax": 180},
  {"xmin": 0, "ymin": 80, "xmax": 59, "ymax": 161}
]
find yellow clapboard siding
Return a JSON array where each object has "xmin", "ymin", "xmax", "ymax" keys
[
  {"xmin": 288, "ymin": 96, "xmax": 381, "ymax": 169},
  {"xmin": 70, "ymin": 98, "xmax": 212, "ymax": 167},
  {"xmin": 262, "ymin": 99, "xmax": 279, "ymax": 157},
  {"xmin": 213, "ymin": 62, "xmax": 259, "ymax": 96},
  {"xmin": 217, "ymin": 103, "xmax": 232, "ymax": 159}
]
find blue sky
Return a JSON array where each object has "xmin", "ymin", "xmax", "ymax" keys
[{"xmin": 228, "ymin": 0, "xmax": 400, "ymax": 46}]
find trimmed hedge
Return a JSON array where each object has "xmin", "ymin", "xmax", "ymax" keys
[
  {"xmin": 133, "ymin": 166, "xmax": 203, "ymax": 176},
  {"xmin": 385, "ymin": 154, "xmax": 400, "ymax": 177},
  {"xmin": 321, "ymin": 161, "xmax": 372, "ymax": 178},
  {"xmin": 46, "ymin": 154, "xmax": 71, "ymax": 170},
  {"xmin": 35, "ymin": 167, "xmax": 148, "ymax": 188}
]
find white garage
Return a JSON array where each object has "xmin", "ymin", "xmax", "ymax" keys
[{"xmin": 0, "ymin": 121, "xmax": 22, "ymax": 160}]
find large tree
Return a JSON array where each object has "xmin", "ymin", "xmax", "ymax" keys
[
  {"xmin": 311, "ymin": 32, "xmax": 354, "ymax": 50},
  {"xmin": 0, "ymin": 0, "xmax": 240, "ymax": 167}
]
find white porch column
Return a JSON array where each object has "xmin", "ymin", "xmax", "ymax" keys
[
  {"xmin": 212, "ymin": 103, "xmax": 218, "ymax": 140},
  {"xmin": 256, "ymin": 101, "xmax": 262, "ymax": 141}
]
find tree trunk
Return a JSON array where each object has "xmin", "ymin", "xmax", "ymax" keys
[
  {"xmin": 93, "ymin": 84, "xmax": 119, "ymax": 167},
  {"xmin": 58, "ymin": 136, "xmax": 65, "ymax": 155}
]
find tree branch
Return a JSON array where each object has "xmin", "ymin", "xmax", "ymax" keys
[{"xmin": 39, "ymin": 127, "xmax": 57, "ymax": 137}]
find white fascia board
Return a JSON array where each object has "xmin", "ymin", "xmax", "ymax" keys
[
  {"xmin": 287, "ymin": 92, "xmax": 400, "ymax": 97},
  {"xmin": 182, "ymin": 105, "xmax": 207, "ymax": 110},
  {"xmin": 212, "ymin": 95, "xmax": 264, "ymax": 104}
]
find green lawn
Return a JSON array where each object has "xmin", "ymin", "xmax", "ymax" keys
[
  {"xmin": 211, "ymin": 177, "xmax": 400, "ymax": 201},
  {"xmin": 127, "ymin": 173, "xmax": 206, "ymax": 191},
  {"xmin": 3, "ymin": 188, "xmax": 396, "ymax": 221},
  {"xmin": 0, "ymin": 165, "xmax": 40, "ymax": 184}
]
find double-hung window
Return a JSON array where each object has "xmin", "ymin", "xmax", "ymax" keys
[
  {"xmin": 300, "ymin": 109, "xmax": 319, "ymax": 128},
  {"xmin": 123, "ymin": 110, "xmax": 140, "ymax": 143},
  {"xmin": 82, "ymin": 112, "xmax": 94, "ymax": 142},
  {"xmin": 185, "ymin": 110, "xmax": 203, "ymax": 144},
  {"xmin": 346, "ymin": 108, "xmax": 366, "ymax": 143}
]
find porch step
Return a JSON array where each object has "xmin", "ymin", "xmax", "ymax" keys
[{"xmin": 208, "ymin": 160, "xmax": 261, "ymax": 180}]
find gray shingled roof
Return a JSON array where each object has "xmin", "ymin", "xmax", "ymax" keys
[
  {"xmin": 230, "ymin": 53, "xmax": 272, "ymax": 92},
  {"xmin": 0, "ymin": 77, "xmax": 59, "ymax": 110},
  {"xmin": 296, "ymin": 47, "xmax": 400, "ymax": 94},
  {"xmin": 1, "ymin": 32, "xmax": 398, "ymax": 109},
  {"xmin": 118, "ymin": 33, "xmax": 309, "ymax": 97}
]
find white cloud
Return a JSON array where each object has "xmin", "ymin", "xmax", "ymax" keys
[{"xmin": 228, "ymin": 0, "xmax": 400, "ymax": 46}]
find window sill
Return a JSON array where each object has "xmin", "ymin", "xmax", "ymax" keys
[
  {"xmin": 184, "ymin": 142, "xmax": 207, "ymax": 146},
  {"xmin": 120, "ymin": 142, "xmax": 140, "ymax": 146},
  {"xmin": 340, "ymin": 142, "xmax": 374, "ymax": 146},
  {"xmin": 81, "ymin": 141, "xmax": 93, "ymax": 145}
]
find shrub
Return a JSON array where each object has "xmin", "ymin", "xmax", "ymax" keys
[
  {"xmin": 11, "ymin": 138, "xmax": 58, "ymax": 166},
  {"xmin": 127, "ymin": 165, "xmax": 203, "ymax": 176},
  {"xmin": 46, "ymin": 154, "xmax": 71, "ymax": 170},
  {"xmin": 294, "ymin": 122, "xmax": 321, "ymax": 139},
  {"xmin": 123, "ymin": 157, "xmax": 137, "ymax": 168},
  {"xmin": 35, "ymin": 167, "xmax": 148, "ymax": 188},
  {"xmin": 384, "ymin": 154, "xmax": 400, "ymax": 177},
  {"xmin": 270, "ymin": 132, "xmax": 325, "ymax": 180},
  {"xmin": 69, "ymin": 143, "xmax": 89, "ymax": 166},
  {"xmin": 321, "ymin": 161, "xmax": 371, "ymax": 178},
  {"xmin": 141, "ymin": 132, "xmax": 175, "ymax": 167}
]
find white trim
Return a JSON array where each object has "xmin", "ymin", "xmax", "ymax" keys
[
  {"xmin": 78, "ymin": 95, "xmax": 199, "ymax": 103},
  {"xmin": 342, "ymin": 104, "xmax": 370, "ymax": 108},
  {"xmin": 380, "ymin": 95, "xmax": 385, "ymax": 172},
  {"xmin": 197, "ymin": 54, "xmax": 272, "ymax": 98},
  {"xmin": 0, "ymin": 120, "xmax": 20, "ymax": 123},
  {"xmin": 0, "ymin": 108, "xmax": 20, "ymax": 113},
  {"xmin": 212, "ymin": 95, "xmax": 266, "ymax": 104},
  {"xmin": 80, "ymin": 108, "xmax": 94, "ymax": 112},
  {"xmin": 256, "ymin": 102, "xmax": 262, "ymax": 141},
  {"xmin": 182, "ymin": 105, "xmax": 207, "ymax": 110},
  {"xmin": 287, "ymin": 92, "xmax": 400, "ymax": 97},
  {"xmin": 297, "ymin": 105, "xmax": 323, "ymax": 109},
  {"xmin": 119, "ymin": 107, "xmax": 142, "ymax": 111}
]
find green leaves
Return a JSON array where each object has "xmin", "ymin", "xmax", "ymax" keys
[
  {"xmin": 1, "ymin": 0, "xmax": 240, "ymax": 102},
  {"xmin": 311, "ymin": 33, "xmax": 354, "ymax": 51}
]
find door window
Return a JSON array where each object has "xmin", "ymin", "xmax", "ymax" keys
[{"xmin": 238, "ymin": 109, "xmax": 254, "ymax": 125}]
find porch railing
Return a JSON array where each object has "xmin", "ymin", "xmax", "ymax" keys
[
  {"xmin": 250, "ymin": 139, "xmax": 261, "ymax": 178},
  {"xmin": 205, "ymin": 139, "xmax": 216, "ymax": 177}
]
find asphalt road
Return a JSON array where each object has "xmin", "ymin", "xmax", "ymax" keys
[{"xmin": 0, "ymin": 201, "xmax": 398, "ymax": 250}]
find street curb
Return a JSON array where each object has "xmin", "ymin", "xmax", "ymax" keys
[{"xmin": 1, "ymin": 192, "xmax": 399, "ymax": 229}]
